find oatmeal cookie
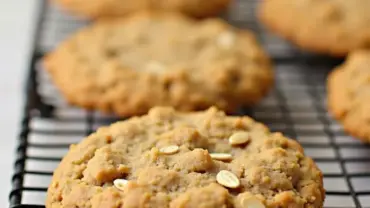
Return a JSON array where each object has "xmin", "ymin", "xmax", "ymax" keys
[
  {"xmin": 52, "ymin": 0, "xmax": 231, "ymax": 18},
  {"xmin": 46, "ymin": 107, "xmax": 325, "ymax": 208},
  {"xmin": 44, "ymin": 12, "xmax": 273, "ymax": 116},
  {"xmin": 259, "ymin": 0, "xmax": 370, "ymax": 56},
  {"xmin": 328, "ymin": 50, "xmax": 370, "ymax": 142}
]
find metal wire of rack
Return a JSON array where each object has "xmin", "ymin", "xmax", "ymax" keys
[{"xmin": 8, "ymin": 0, "xmax": 370, "ymax": 207}]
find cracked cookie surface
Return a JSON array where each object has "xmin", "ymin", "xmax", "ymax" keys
[
  {"xmin": 328, "ymin": 50, "xmax": 370, "ymax": 142},
  {"xmin": 44, "ymin": 12, "xmax": 273, "ymax": 116},
  {"xmin": 47, "ymin": 107, "xmax": 324, "ymax": 208},
  {"xmin": 52, "ymin": 0, "xmax": 231, "ymax": 18},
  {"xmin": 259, "ymin": 0, "xmax": 370, "ymax": 56}
]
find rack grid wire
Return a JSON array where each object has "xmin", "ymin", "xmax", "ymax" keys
[{"xmin": 8, "ymin": 0, "xmax": 370, "ymax": 207}]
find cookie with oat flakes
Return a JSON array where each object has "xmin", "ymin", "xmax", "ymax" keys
[
  {"xmin": 46, "ymin": 107, "xmax": 325, "ymax": 208},
  {"xmin": 328, "ymin": 50, "xmax": 370, "ymax": 142},
  {"xmin": 259, "ymin": 0, "xmax": 370, "ymax": 56},
  {"xmin": 44, "ymin": 12, "xmax": 273, "ymax": 116}
]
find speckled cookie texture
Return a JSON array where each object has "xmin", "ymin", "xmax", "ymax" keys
[
  {"xmin": 328, "ymin": 50, "xmax": 370, "ymax": 142},
  {"xmin": 47, "ymin": 107, "xmax": 325, "ymax": 208},
  {"xmin": 44, "ymin": 12, "xmax": 273, "ymax": 116},
  {"xmin": 259, "ymin": 0, "xmax": 370, "ymax": 56},
  {"xmin": 52, "ymin": 0, "xmax": 231, "ymax": 18}
]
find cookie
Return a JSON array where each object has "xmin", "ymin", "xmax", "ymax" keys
[
  {"xmin": 44, "ymin": 12, "xmax": 273, "ymax": 116},
  {"xmin": 46, "ymin": 107, "xmax": 325, "ymax": 208},
  {"xmin": 52, "ymin": 0, "xmax": 231, "ymax": 18},
  {"xmin": 258, "ymin": 0, "xmax": 370, "ymax": 56},
  {"xmin": 328, "ymin": 50, "xmax": 370, "ymax": 142}
]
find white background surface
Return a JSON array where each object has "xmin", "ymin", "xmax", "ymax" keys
[{"xmin": 0, "ymin": 0, "xmax": 38, "ymax": 206}]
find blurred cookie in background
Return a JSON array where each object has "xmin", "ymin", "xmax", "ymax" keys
[
  {"xmin": 52, "ymin": 0, "xmax": 232, "ymax": 19},
  {"xmin": 44, "ymin": 12, "xmax": 273, "ymax": 116},
  {"xmin": 328, "ymin": 50, "xmax": 370, "ymax": 142},
  {"xmin": 259, "ymin": 0, "xmax": 370, "ymax": 56}
]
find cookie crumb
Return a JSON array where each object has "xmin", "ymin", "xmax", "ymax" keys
[
  {"xmin": 51, "ymin": 182, "xmax": 58, "ymax": 188},
  {"xmin": 229, "ymin": 132, "xmax": 250, "ymax": 145},
  {"xmin": 216, "ymin": 170, "xmax": 240, "ymax": 188},
  {"xmin": 210, "ymin": 153, "xmax": 232, "ymax": 161},
  {"xmin": 117, "ymin": 164, "xmax": 130, "ymax": 173},
  {"xmin": 159, "ymin": 145, "xmax": 180, "ymax": 155},
  {"xmin": 105, "ymin": 135, "xmax": 113, "ymax": 143},
  {"xmin": 239, "ymin": 196, "xmax": 265, "ymax": 208},
  {"xmin": 113, "ymin": 179, "xmax": 128, "ymax": 191},
  {"xmin": 146, "ymin": 61, "xmax": 167, "ymax": 74},
  {"xmin": 217, "ymin": 31, "xmax": 236, "ymax": 49}
]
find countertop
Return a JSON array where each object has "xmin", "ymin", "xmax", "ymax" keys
[{"xmin": 0, "ymin": 0, "xmax": 38, "ymax": 206}]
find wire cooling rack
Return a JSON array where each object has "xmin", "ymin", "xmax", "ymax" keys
[{"xmin": 9, "ymin": 0, "xmax": 370, "ymax": 207}]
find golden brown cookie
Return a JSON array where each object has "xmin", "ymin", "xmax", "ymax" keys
[
  {"xmin": 46, "ymin": 107, "xmax": 325, "ymax": 208},
  {"xmin": 52, "ymin": 0, "xmax": 231, "ymax": 18},
  {"xmin": 258, "ymin": 0, "xmax": 370, "ymax": 56},
  {"xmin": 328, "ymin": 50, "xmax": 370, "ymax": 142},
  {"xmin": 44, "ymin": 12, "xmax": 273, "ymax": 116}
]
